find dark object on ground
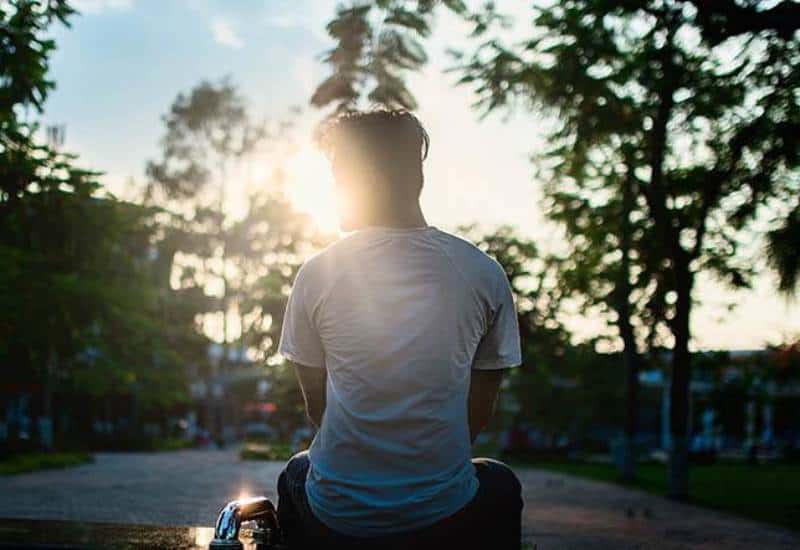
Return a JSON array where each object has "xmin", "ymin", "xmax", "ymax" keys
[{"xmin": 210, "ymin": 496, "xmax": 282, "ymax": 549}]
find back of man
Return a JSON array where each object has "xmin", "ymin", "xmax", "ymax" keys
[
  {"xmin": 275, "ymin": 110, "xmax": 523, "ymax": 548},
  {"xmin": 279, "ymin": 225, "xmax": 520, "ymax": 536}
]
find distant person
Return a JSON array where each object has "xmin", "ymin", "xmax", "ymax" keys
[{"xmin": 277, "ymin": 110, "xmax": 523, "ymax": 548}]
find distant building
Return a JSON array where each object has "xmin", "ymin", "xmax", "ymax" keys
[{"xmin": 639, "ymin": 348, "xmax": 800, "ymax": 456}]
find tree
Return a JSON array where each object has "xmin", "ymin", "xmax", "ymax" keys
[
  {"xmin": 541, "ymin": 143, "xmax": 664, "ymax": 480},
  {"xmin": 460, "ymin": 227, "xmax": 576, "ymax": 438},
  {"xmin": 766, "ymin": 207, "xmax": 800, "ymax": 295},
  {"xmin": 311, "ymin": 1, "xmax": 466, "ymax": 114},
  {"xmin": 452, "ymin": 0, "xmax": 799, "ymax": 498},
  {"xmin": 44, "ymin": 199, "xmax": 197, "ymax": 444},
  {"xmin": 314, "ymin": 0, "xmax": 657, "ymax": 480},
  {"xmin": 0, "ymin": 1, "xmax": 82, "ymax": 209},
  {"xmin": 145, "ymin": 80, "xmax": 326, "ymax": 438},
  {"xmin": 465, "ymin": 226, "xmax": 632, "ymax": 450},
  {"xmin": 145, "ymin": 79, "xmax": 266, "ymax": 369},
  {"xmin": 315, "ymin": 0, "xmax": 800, "ymax": 497},
  {"xmin": 1, "ymin": 0, "xmax": 101, "ymax": 447},
  {"xmin": 1, "ymin": 1, "xmax": 199, "ymax": 450}
]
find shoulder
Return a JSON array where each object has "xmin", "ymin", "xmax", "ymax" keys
[
  {"xmin": 294, "ymin": 232, "xmax": 366, "ymax": 287},
  {"xmin": 431, "ymin": 229, "xmax": 507, "ymax": 285}
]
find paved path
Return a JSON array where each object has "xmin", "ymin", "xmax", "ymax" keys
[{"xmin": 1, "ymin": 450, "xmax": 798, "ymax": 549}]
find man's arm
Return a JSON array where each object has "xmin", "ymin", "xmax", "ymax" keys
[
  {"xmin": 468, "ymin": 369, "xmax": 504, "ymax": 443},
  {"xmin": 292, "ymin": 361, "xmax": 327, "ymax": 429}
]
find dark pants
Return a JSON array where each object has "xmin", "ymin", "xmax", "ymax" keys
[{"xmin": 277, "ymin": 451, "xmax": 523, "ymax": 549}]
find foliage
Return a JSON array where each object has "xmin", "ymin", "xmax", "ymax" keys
[
  {"xmin": 1, "ymin": 0, "xmax": 197, "ymax": 448},
  {"xmin": 145, "ymin": 78, "xmax": 265, "ymax": 206},
  {"xmin": 145, "ymin": 79, "xmax": 330, "ymax": 442},
  {"xmin": 1, "ymin": 195, "xmax": 192, "ymax": 405},
  {"xmin": 453, "ymin": 0, "xmax": 799, "ymax": 302},
  {"xmin": 240, "ymin": 442, "xmax": 294, "ymax": 462},
  {"xmin": 450, "ymin": 0, "xmax": 799, "ymax": 498},
  {"xmin": 462, "ymin": 227, "xmax": 626, "ymax": 442},
  {"xmin": 313, "ymin": 0, "xmax": 800, "ymax": 495},
  {"xmin": 462, "ymin": 225, "xmax": 569, "ymax": 354},
  {"xmin": 145, "ymin": 80, "xmax": 322, "ymax": 366},
  {"xmin": 766, "ymin": 207, "xmax": 800, "ymax": 294},
  {"xmin": 0, "ymin": 0, "xmax": 78, "ymax": 205},
  {"xmin": 311, "ymin": 0, "xmax": 467, "ymax": 113},
  {"xmin": 0, "ymin": 452, "xmax": 92, "ymax": 476},
  {"xmin": 226, "ymin": 191, "xmax": 324, "ymax": 364}
]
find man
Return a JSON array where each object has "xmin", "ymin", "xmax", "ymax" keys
[{"xmin": 277, "ymin": 110, "xmax": 523, "ymax": 548}]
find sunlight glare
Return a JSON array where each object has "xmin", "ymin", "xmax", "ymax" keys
[{"xmin": 284, "ymin": 145, "xmax": 339, "ymax": 233}]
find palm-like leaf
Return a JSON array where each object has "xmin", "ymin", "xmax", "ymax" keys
[{"xmin": 767, "ymin": 208, "xmax": 800, "ymax": 295}]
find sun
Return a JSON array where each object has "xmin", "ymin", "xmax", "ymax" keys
[{"xmin": 284, "ymin": 145, "xmax": 340, "ymax": 234}]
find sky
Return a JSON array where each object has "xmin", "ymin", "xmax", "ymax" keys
[{"xmin": 42, "ymin": 0, "xmax": 799, "ymax": 351}]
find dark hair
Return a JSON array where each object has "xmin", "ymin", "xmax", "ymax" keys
[{"xmin": 316, "ymin": 109, "xmax": 430, "ymax": 199}]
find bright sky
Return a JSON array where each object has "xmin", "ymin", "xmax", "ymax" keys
[{"xmin": 43, "ymin": 0, "xmax": 799, "ymax": 351}]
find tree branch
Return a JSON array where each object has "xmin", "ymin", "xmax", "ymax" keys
[
  {"xmin": 642, "ymin": 24, "xmax": 685, "ymax": 265},
  {"xmin": 688, "ymin": 0, "xmax": 800, "ymax": 43}
]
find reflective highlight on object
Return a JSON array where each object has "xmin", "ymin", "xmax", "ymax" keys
[{"xmin": 209, "ymin": 496, "xmax": 281, "ymax": 550}]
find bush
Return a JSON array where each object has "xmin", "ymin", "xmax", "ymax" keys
[
  {"xmin": 87, "ymin": 433, "xmax": 194, "ymax": 452},
  {"xmin": 0, "ymin": 452, "xmax": 93, "ymax": 475},
  {"xmin": 240, "ymin": 442, "xmax": 294, "ymax": 461}
]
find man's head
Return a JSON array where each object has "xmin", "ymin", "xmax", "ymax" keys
[{"xmin": 317, "ymin": 109, "xmax": 429, "ymax": 231}]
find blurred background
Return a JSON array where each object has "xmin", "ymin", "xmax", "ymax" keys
[{"xmin": 1, "ymin": 0, "xmax": 799, "ymax": 537}]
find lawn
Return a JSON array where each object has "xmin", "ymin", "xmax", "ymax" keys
[
  {"xmin": 0, "ymin": 452, "xmax": 93, "ymax": 476},
  {"xmin": 240, "ymin": 442, "xmax": 294, "ymax": 461},
  {"xmin": 522, "ymin": 460, "xmax": 800, "ymax": 531}
]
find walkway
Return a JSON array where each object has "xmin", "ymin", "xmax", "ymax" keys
[{"xmin": 0, "ymin": 450, "xmax": 797, "ymax": 549}]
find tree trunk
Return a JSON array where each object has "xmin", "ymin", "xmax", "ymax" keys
[
  {"xmin": 617, "ymin": 165, "xmax": 640, "ymax": 481},
  {"xmin": 668, "ymin": 261, "xmax": 693, "ymax": 500},
  {"xmin": 618, "ymin": 330, "xmax": 640, "ymax": 481},
  {"xmin": 38, "ymin": 348, "xmax": 57, "ymax": 450},
  {"xmin": 216, "ymin": 157, "xmax": 228, "ymax": 444},
  {"xmin": 642, "ymin": 21, "xmax": 689, "ymax": 499}
]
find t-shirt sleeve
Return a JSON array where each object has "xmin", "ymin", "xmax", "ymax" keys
[
  {"xmin": 472, "ymin": 266, "xmax": 522, "ymax": 370},
  {"xmin": 278, "ymin": 266, "xmax": 325, "ymax": 368}
]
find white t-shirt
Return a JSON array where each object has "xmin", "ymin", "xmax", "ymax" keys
[{"xmin": 278, "ymin": 225, "xmax": 521, "ymax": 537}]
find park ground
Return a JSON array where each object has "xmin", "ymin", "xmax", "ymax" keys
[
  {"xmin": 0, "ymin": 450, "xmax": 799, "ymax": 549},
  {"xmin": 522, "ymin": 459, "xmax": 800, "ymax": 532}
]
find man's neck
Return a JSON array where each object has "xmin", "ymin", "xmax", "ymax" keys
[{"xmin": 363, "ymin": 203, "xmax": 427, "ymax": 230}]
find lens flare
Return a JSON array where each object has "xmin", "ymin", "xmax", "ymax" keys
[{"xmin": 284, "ymin": 145, "xmax": 339, "ymax": 233}]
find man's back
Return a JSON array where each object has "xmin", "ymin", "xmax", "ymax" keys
[{"xmin": 279, "ymin": 226, "xmax": 521, "ymax": 537}]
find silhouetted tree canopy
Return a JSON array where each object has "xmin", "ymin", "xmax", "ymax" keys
[
  {"xmin": 311, "ymin": 1, "xmax": 467, "ymax": 113},
  {"xmin": 451, "ymin": 0, "xmax": 799, "ymax": 498},
  {"xmin": 1, "ymin": 1, "xmax": 200, "ymax": 448},
  {"xmin": 316, "ymin": 0, "xmax": 800, "ymax": 498}
]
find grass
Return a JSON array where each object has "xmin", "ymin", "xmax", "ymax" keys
[
  {"xmin": 151, "ymin": 437, "xmax": 195, "ymax": 452},
  {"xmin": 240, "ymin": 442, "xmax": 294, "ymax": 461},
  {"xmin": 517, "ymin": 459, "xmax": 800, "ymax": 531},
  {"xmin": 0, "ymin": 452, "xmax": 93, "ymax": 476}
]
